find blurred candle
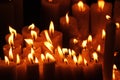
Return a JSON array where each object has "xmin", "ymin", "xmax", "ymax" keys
[
  {"xmin": 103, "ymin": 22, "xmax": 116, "ymax": 80},
  {"xmin": 72, "ymin": 1, "xmax": 90, "ymax": 39},
  {"xmin": 91, "ymin": 0, "xmax": 112, "ymax": 36}
]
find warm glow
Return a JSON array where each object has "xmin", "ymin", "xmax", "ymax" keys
[
  {"xmin": 73, "ymin": 38, "xmax": 78, "ymax": 44},
  {"xmin": 16, "ymin": 54, "xmax": 20, "ymax": 64},
  {"xmin": 44, "ymin": 41, "xmax": 53, "ymax": 53},
  {"xmin": 66, "ymin": 13, "xmax": 69, "ymax": 24},
  {"xmin": 46, "ymin": 52, "xmax": 55, "ymax": 61},
  {"xmin": 57, "ymin": 46, "xmax": 63, "ymax": 58},
  {"xmin": 48, "ymin": 0, "xmax": 52, "ymax": 2},
  {"xmin": 113, "ymin": 64, "xmax": 117, "ymax": 80},
  {"xmin": 82, "ymin": 40, "xmax": 87, "ymax": 48},
  {"xmin": 114, "ymin": 52, "xmax": 118, "ymax": 57},
  {"xmin": 49, "ymin": 21, "xmax": 54, "ymax": 35},
  {"xmin": 9, "ymin": 26, "xmax": 17, "ymax": 36},
  {"xmin": 31, "ymin": 30, "xmax": 37, "ymax": 40},
  {"xmin": 28, "ymin": 23, "xmax": 35, "ymax": 30},
  {"xmin": 41, "ymin": 54, "xmax": 45, "ymax": 61},
  {"xmin": 44, "ymin": 30, "xmax": 52, "ymax": 44},
  {"xmin": 64, "ymin": 58, "xmax": 68, "ymax": 63},
  {"xmin": 9, "ymin": 47, "xmax": 13, "ymax": 60},
  {"xmin": 116, "ymin": 22, "xmax": 120, "ymax": 29},
  {"xmin": 31, "ymin": 48, "xmax": 35, "ymax": 55},
  {"xmin": 73, "ymin": 55, "xmax": 78, "ymax": 64},
  {"xmin": 35, "ymin": 57, "xmax": 39, "ymax": 63},
  {"xmin": 78, "ymin": 54, "xmax": 83, "ymax": 64},
  {"xmin": 62, "ymin": 48, "xmax": 68, "ymax": 54},
  {"xmin": 77, "ymin": 1, "xmax": 84, "ymax": 12},
  {"xmin": 102, "ymin": 29, "xmax": 106, "ymax": 39},
  {"xmin": 97, "ymin": 44, "xmax": 101, "ymax": 52},
  {"xmin": 24, "ymin": 39, "xmax": 33, "ymax": 46},
  {"xmin": 106, "ymin": 15, "xmax": 111, "ymax": 20},
  {"xmin": 69, "ymin": 49, "xmax": 76, "ymax": 57},
  {"xmin": 5, "ymin": 56, "xmax": 9, "ymax": 65},
  {"xmin": 28, "ymin": 53, "xmax": 34, "ymax": 63},
  {"xmin": 98, "ymin": 0, "xmax": 105, "ymax": 10},
  {"xmin": 8, "ymin": 34, "xmax": 14, "ymax": 46},
  {"xmin": 87, "ymin": 35, "xmax": 92, "ymax": 43},
  {"xmin": 92, "ymin": 52, "xmax": 98, "ymax": 61},
  {"xmin": 84, "ymin": 58, "xmax": 88, "ymax": 66}
]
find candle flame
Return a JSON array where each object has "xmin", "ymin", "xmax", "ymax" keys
[
  {"xmin": 24, "ymin": 39, "xmax": 33, "ymax": 46},
  {"xmin": 82, "ymin": 40, "xmax": 87, "ymax": 48},
  {"xmin": 78, "ymin": 54, "xmax": 83, "ymax": 64},
  {"xmin": 87, "ymin": 35, "xmax": 92, "ymax": 43},
  {"xmin": 73, "ymin": 38, "xmax": 78, "ymax": 44},
  {"xmin": 102, "ymin": 29, "xmax": 106, "ymax": 39},
  {"xmin": 62, "ymin": 48, "xmax": 68, "ymax": 54},
  {"xmin": 8, "ymin": 34, "xmax": 14, "ymax": 47},
  {"xmin": 73, "ymin": 55, "xmax": 78, "ymax": 64},
  {"xmin": 44, "ymin": 41, "xmax": 54, "ymax": 53},
  {"xmin": 116, "ymin": 22, "xmax": 120, "ymax": 29},
  {"xmin": 49, "ymin": 21, "xmax": 54, "ymax": 35},
  {"xmin": 98, "ymin": 0, "xmax": 105, "ymax": 10},
  {"xmin": 114, "ymin": 52, "xmax": 118, "ymax": 57},
  {"xmin": 31, "ymin": 30, "xmax": 37, "ymax": 40},
  {"xmin": 9, "ymin": 47, "xmax": 13, "ymax": 60},
  {"xmin": 28, "ymin": 53, "xmax": 34, "ymax": 63},
  {"xmin": 28, "ymin": 23, "xmax": 35, "ymax": 30},
  {"xmin": 16, "ymin": 54, "xmax": 20, "ymax": 64},
  {"xmin": 97, "ymin": 44, "xmax": 101, "ymax": 52},
  {"xmin": 92, "ymin": 52, "xmax": 98, "ymax": 61},
  {"xmin": 41, "ymin": 54, "xmax": 45, "ymax": 61},
  {"xmin": 69, "ymin": 49, "xmax": 76, "ymax": 56},
  {"xmin": 35, "ymin": 57, "xmax": 39, "ymax": 63},
  {"xmin": 64, "ymin": 58, "xmax": 68, "ymax": 63},
  {"xmin": 77, "ymin": 1, "xmax": 84, "ymax": 12},
  {"xmin": 106, "ymin": 15, "xmax": 111, "ymax": 20},
  {"xmin": 84, "ymin": 58, "xmax": 88, "ymax": 66},
  {"xmin": 57, "ymin": 46, "xmax": 63, "ymax": 58},
  {"xmin": 9, "ymin": 26, "xmax": 17, "ymax": 36},
  {"xmin": 66, "ymin": 13, "xmax": 69, "ymax": 24},
  {"xmin": 46, "ymin": 52, "xmax": 55, "ymax": 61},
  {"xmin": 5, "ymin": 56, "xmax": 9, "ymax": 65},
  {"xmin": 31, "ymin": 48, "xmax": 35, "ymax": 55},
  {"xmin": 113, "ymin": 64, "xmax": 117, "ymax": 80},
  {"xmin": 44, "ymin": 30, "xmax": 52, "ymax": 44}
]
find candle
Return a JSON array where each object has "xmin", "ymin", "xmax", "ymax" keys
[
  {"xmin": 0, "ymin": 56, "xmax": 16, "ymax": 80},
  {"xmin": 22, "ymin": 23, "xmax": 40, "ymax": 39},
  {"xmin": 103, "ymin": 22, "xmax": 116, "ymax": 80},
  {"xmin": 43, "ymin": 53, "xmax": 55, "ymax": 80},
  {"xmin": 91, "ymin": 0, "xmax": 112, "ymax": 36},
  {"xmin": 72, "ymin": 1, "xmax": 90, "ymax": 39}
]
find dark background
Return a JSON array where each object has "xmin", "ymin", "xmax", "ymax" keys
[{"xmin": 0, "ymin": 0, "xmax": 115, "ymax": 59}]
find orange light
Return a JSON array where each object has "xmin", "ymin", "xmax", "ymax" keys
[
  {"xmin": 73, "ymin": 38, "xmax": 78, "ymax": 44},
  {"xmin": 31, "ymin": 30, "xmax": 37, "ymax": 40},
  {"xmin": 69, "ymin": 49, "xmax": 76, "ymax": 56},
  {"xmin": 24, "ymin": 39, "xmax": 33, "ymax": 46},
  {"xmin": 35, "ymin": 57, "xmax": 39, "ymax": 63},
  {"xmin": 87, "ymin": 35, "xmax": 92, "ymax": 43},
  {"xmin": 106, "ymin": 15, "xmax": 111, "ymax": 20},
  {"xmin": 57, "ymin": 46, "xmax": 63, "ymax": 58},
  {"xmin": 49, "ymin": 21, "xmax": 54, "ymax": 35},
  {"xmin": 77, "ymin": 1, "xmax": 85, "ymax": 12},
  {"xmin": 84, "ymin": 58, "xmax": 88, "ymax": 66},
  {"xmin": 31, "ymin": 47, "xmax": 35, "ymax": 55},
  {"xmin": 92, "ymin": 52, "xmax": 98, "ymax": 62},
  {"xmin": 113, "ymin": 64, "xmax": 117, "ymax": 80},
  {"xmin": 116, "ymin": 22, "xmax": 120, "ymax": 29},
  {"xmin": 97, "ymin": 44, "xmax": 101, "ymax": 52},
  {"xmin": 8, "ymin": 34, "xmax": 14, "ymax": 47},
  {"xmin": 44, "ymin": 30, "xmax": 52, "ymax": 44},
  {"xmin": 102, "ymin": 29, "xmax": 106, "ymax": 39},
  {"xmin": 5, "ymin": 56, "xmax": 9, "ymax": 65},
  {"xmin": 9, "ymin": 47, "xmax": 13, "ymax": 60},
  {"xmin": 98, "ymin": 0, "xmax": 105, "ymax": 10},
  {"xmin": 64, "ymin": 58, "xmax": 68, "ymax": 63},
  {"xmin": 44, "ymin": 41, "xmax": 54, "ymax": 53},
  {"xmin": 48, "ymin": 0, "xmax": 52, "ymax": 2},
  {"xmin": 73, "ymin": 55, "xmax": 78, "ymax": 64},
  {"xmin": 66, "ymin": 13, "xmax": 69, "ymax": 24},
  {"xmin": 78, "ymin": 54, "xmax": 83, "ymax": 64},
  {"xmin": 28, "ymin": 23, "xmax": 35, "ymax": 30},
  {"xmin": 114, "ymin": 52, "xmax": 118, "ymax": 57},
  {"xmin": 62, "ymin": 48, "xmax": 68, "ymax": 54},
  {"xmin": 82, "ymin": 40, "xmax": 87, "ymax": 48},
  {"xmin": 46, "ymin": 52, "xmax": 55, "ymax": 61},
  {"xmin": 9, "ymin": 26, "xmax": 17, "ymax": 36},
  {"xmin": 41, "ymin": 54, "xmax": 45, "ymax": 61},
  {"xmin": 28, "ymin": 53, "xmax": 34, "ymax": 63},
  {"xmin": 16, "ymin": 54, "xmax": 20, "ymax": 64}
]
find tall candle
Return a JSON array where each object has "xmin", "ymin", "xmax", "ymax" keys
[
  {"xmin": 103, "ymin": 22, "xmax": 116, "ymax": 80},
  {"xmin": 91, "ymin": 1, "xmax": 112, "ymax": 36},
  {"xmin": 72, "ymin": 1, "xmax": 90, "ymax": 39}
]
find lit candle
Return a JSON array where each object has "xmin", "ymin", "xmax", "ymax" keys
[
  {"xmin": 91, "ymin": 0, "xmax": 112, "ymax": 36},
  {"xmin": 0, "ymin": 56, "xmax": 16, "ymax": 80},
  {"xmin": 103, "ymin": 22, "xmax": 116, "ymax": 80},
  {"xmin": 22, "ymin": 23, "xmax": 40, "ymax": 39},
  {"xmin": 72, "ymin": 1, "xmax": 90, "ymax": 39}
]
